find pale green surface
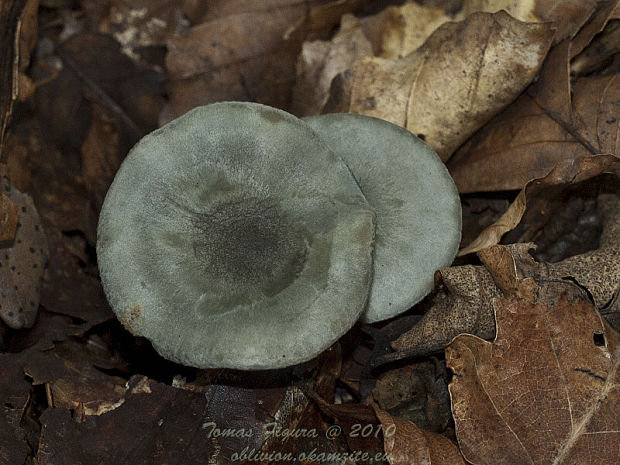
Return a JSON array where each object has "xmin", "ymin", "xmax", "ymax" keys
[
  {"xmin": 304, "ymin": 113, "xmax": 462, "ymax": 323},
  {"xmin": 97, "ymin": 102, "xmax": 375, "ymax": 370}
]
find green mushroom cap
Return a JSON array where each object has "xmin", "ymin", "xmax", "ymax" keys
[
  {"xmin": 304, "ymin": 113, "xmax": 461, "ymax": 323},
  {"xmin": 97, "ymin": 102, "xmax": 375, "ymax": 370}
]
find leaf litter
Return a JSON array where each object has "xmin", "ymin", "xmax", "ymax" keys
[{"xmin": 0, "ymin": 0, "xmax": 618, "ymax": 463}]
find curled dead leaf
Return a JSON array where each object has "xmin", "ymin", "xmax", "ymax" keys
[
  {"xmin": 449, "ymin": 36, "xmax": 619, "ymax": 194},
  {"xmin": 545, "ymin": 193, "xmax": 620, "ymax": 327},
  {"xmin": 325, "ymin": 10, "xmax": 554, "ymax": 161},
  {"xmin": 372, "ymin": 402, "xmax": 466, "ymax": 465},
  {"xmin": 291, "ymin": 14, "xmax": 372, "ymax": 116},
  {"xmin": 459, "ymin": 157, "xmax": 620, "ymax": 256},
  {"xmin": 391, "ymin": 260, "xmax": 499, "ymax": 356},
  {"xmin": 393, "ymin": 195, "xmax": 620, "ymax": 356}
]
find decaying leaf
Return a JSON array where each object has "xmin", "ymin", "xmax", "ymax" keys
[
  {"xmin": 459, "ymin": 156, "xmax": 620, "ymax": 255},
  {"xmin": 100, "ymin": 0, "xmax": 187, "ymax": 61},
  {"xmin": 391, "ymin": 262, "xmax": 499, "ymax": 356},
  {"xmin": 164, "ymin": 0, "xmax": 367, "ymax": 121},
  {"xmin": 446, "ymin": 287, "xmax": 619, "ymax": 465},
  {"xmin": 81, "ymin": 102, "xmax": 121, "ymax": 211},
  {"xmin": 325, "ymin": 11, "xmax": 554, "ymax": 161},
  {"xmin": 291, "ymin": 14, "xmax": 372, "ymax": 116},
  {"xmin": 25, "ymin": 143, "xmax": 111, "ymax": 322},
  {"xmin": 41, "ymin": 232, "xmax": 112, "ymax": 326},
  {"xmin": 37, "ymin": 376, "xmax": 220, "ymax": 464},
  {"xmin": 37, "ymin": 375, "xmax": 316, "ymax": 465},
  {"xmin": 358, "ymin": 0, "xmax": 601, "ymax": 63},
  {"xmin": 373, "ymin": 403, "xmax": 466, "ymax": 465},
  {"xmin": 360, "ymin": 2, "xmax": 451, "ymax": 59},
  {"xmin": 309, "ymin": 392, "xmax": 385, "ymax": 456},
  {"xmin": 449, "ymin": 36, "xmax": 620, "ymax": 193},
  {"xmin": 393, "ymin": 189, "xmax": 620, "ymax": 358},
  {"xmin": 21, "ymin": 337, "xmax": 128, "ymax": 418},
  {"xmin": 545, "ymin": 193, "xmax": 620, "ymax": 327},
  {"xmin": 0, "ymin": 351, "xmax": 32, "ymax": 465},
  {"xmin": 0, "ymin": 183, "xmax": 48, "ymax": 329},
  {"xmin": 575, "ymin": 22, "xmax": 619, "ymax": 68},
  {"xmin": 462, "ymin": 0, "xmax": 600, "ymax": 44},
  {"xmin": 0, "ymin": 0, "xmax": 28, "ymax": 155},
  {"xmin": 57, "ymin": 32, "xmax": 165, "ymax": 137},
  {"xmin": 372, "ymin": 361, "xmax": 452, "ymax": 433}
]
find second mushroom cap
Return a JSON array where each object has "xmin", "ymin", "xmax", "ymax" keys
[{"xmin": 304, "ymin": 113, "xmax": 462, "ymax": 322}]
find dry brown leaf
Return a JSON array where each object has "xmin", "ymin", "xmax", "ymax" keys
[
  {"xmin": 164, "ymin": 2, "xmax": 306, "ymax": 120},
  {"xmin": 463, "ymin": 0, "xmax": 600, "ymax": 44},
  {"xmin": 391, "ymin": 261, "xmax": 499, "ymax": 355},
  {"xmin": 81, "ymin": 102, "xmax": 121, "ymax": 211},
  {"xmin": 0, "ymin": 183, "xmax": 48, "ymax": 330},
  {"xmin": 100, "ymin": 0, "xmax": 187, "ymax": 58},
  {"xmin": 37, "ymin": 375, "xmax": 316, "ymax": 465},
  {"xmin": 545, "ymin": 193, "xmax": 620, "ymax": 326},
  {"xmin": 164, "ymin": 0, "xmax": 366, "ymax": 121},
  {"xmin": 393, "ymin": 195, "xmax": 620, "ymax": 355},
  {"xmin": 325, "ymin": 11, "xmax": 554, "ymax": 161},
  {"xmin": 459, "ymin": 156, "xmax": 620, "ymax": 255},
  {"xmin": 0, "ymin": 0, "xmax": 28, "ymax": 156},
  {"xmin": 360, "ymin": 0, "xmax": 543, "ymax": 61},
  {"xmin": 572, "ymin": 19, "xmax": 620, "ymax": 76},
  {"xmin": 446, "ymin": 289, "xmax": 619, "ymax": 465},
  {"xmin": 477, "ymin": 243, "xmax": 539, "ymax": 301},
  {"xmin": 372, "ymin": 361, "xmax": 452, "ymax": 432},
  {"xmin": 360, "ymin": 2, "xmax": 451, "ymax": 59},
  {"xmin": 357, "ymin": 0, "xmax": 601, "ymax": 62},
  {"xmin": 27, "ymin": 337, "xmax": 128, "ymax": 417},
  {"xmin": 291, "ymin": 14, "xmax": 372, "ymax": 116},
  {"xmin": 373, "ymin": 403, "xmax": 466, "ymax": 465},
  {"xmin": 449, "ymin": 33, "xmax": 619, "ymax": 194},
  {"xmin": 43, "ymin": 361, "xmax": 126, "ymax": 421}
]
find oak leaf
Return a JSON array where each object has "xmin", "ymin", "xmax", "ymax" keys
[{"xmin": 446, "ymin": 290, "xmax": 619, "ymax": 465}]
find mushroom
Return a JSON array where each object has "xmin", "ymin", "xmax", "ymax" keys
[
  {"xmin": 97, "ymin": 102, "xmax": 375, "ymax": 370},
  {"xmin": 304, "ymin": 113, "xmax": 461, "ymax": 322}
]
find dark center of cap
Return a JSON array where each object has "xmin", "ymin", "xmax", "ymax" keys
[{"xmin": 191, "ymin": 196, "xmax": 308, "ymax": 311}]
